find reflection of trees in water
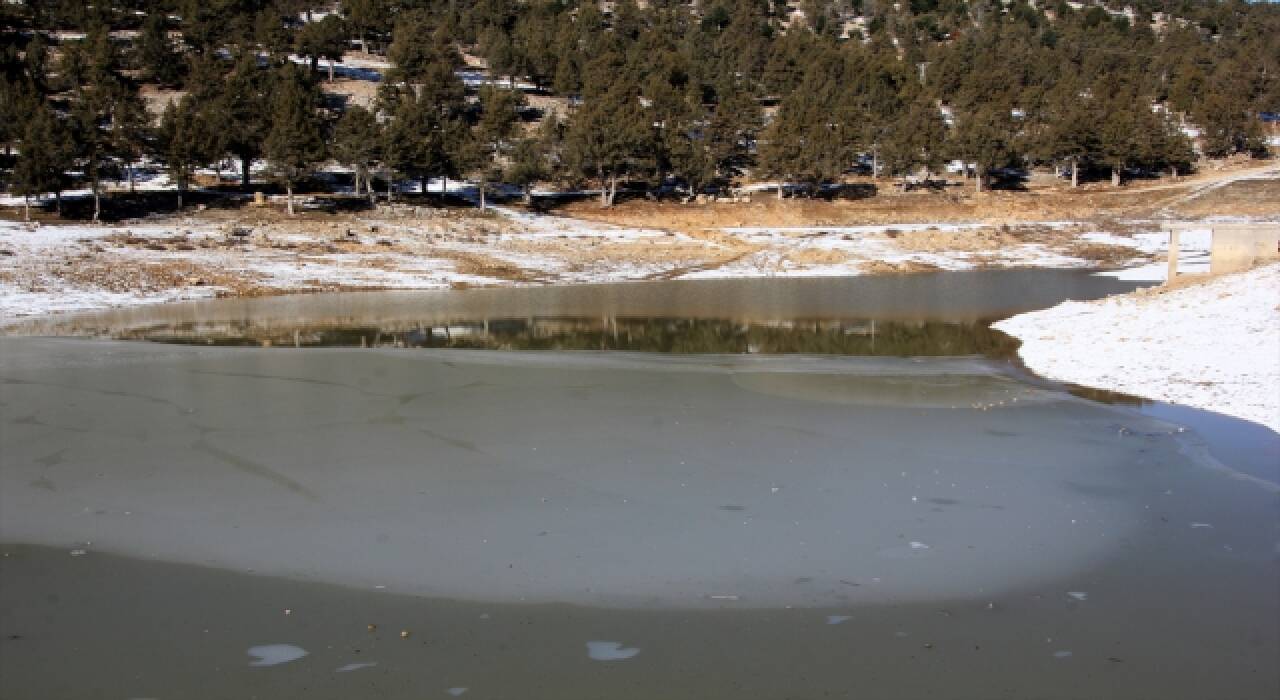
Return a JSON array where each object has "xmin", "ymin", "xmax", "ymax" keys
[{"xmin": 130, "ymin": 317, "xmax": 1021, "ymax": 358}]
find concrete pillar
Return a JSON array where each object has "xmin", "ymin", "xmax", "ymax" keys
[{"xmin": 1166, "ymin": 226, "xmax": 1181, "ymax": 285}]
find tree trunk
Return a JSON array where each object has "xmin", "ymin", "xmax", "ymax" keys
[
  {"xmin": 241, "ymin": 157, "xmax": 252, "ymax": 189},
  {"xmin": 523, "ymin": 184, "xmax": 532, "ymax": 206},
  {"xmin": 975, "ymin": 170, "xmax": 984, "ymax": 193},
  {"xmin": 55, "ymin": 190, "xmax": 62, "ymax": 216},
  {"xmin": 479, "ymin": 184, "xmax": 486, "ymax": 211},
  {"xmin": 440, "ymin": 176, "xmax": 447, "ymax": 202},
  {"xmin": 328, "ymin": 62, "xmax": 335, "ymax": 82},
  {"xmin": 23, "ymin": 195, "xmax": 29, "ymax": 221},
  {"xmin": 1071, "ymin": 159, "xmax": 1079, "ymax": 188},
  {"xmin": 872, "ymin": 148, "xmax": 879, "ymax": 181},
  {"xmin": 286, "ymin": 180, "xmax": 294, "ymax": 215},
  {"xmin": 1111, "ymin": 167, "xmax": 1121, "ymax": 187},
  {"xmin": 1171, "ymin": 165, "xmax": 1179, "ymax": 180},
  {"xmin": 607, "ymin": 174, "xmax": 618, "ymax": 207},
  {"xmin": 421, "ymin": 175, "xmax": 428, "ymax": 199},
  {"xmin": 92, "ymin": 181, "xmax": 101, "ymax": 222},
  {"xmin": 599, "ymin": 170, "xmax": 609, "ymax": 207},
  {"xmin": 177, "ymin": 186, "xmax": 183, "ymax": 211},
  {"xmin": 128, "ymin": 163, "xmax": 136, "ymax": 193},
  {"xmin": 778, "ymin": 181, "xmax": 785, "ymax": 200}
]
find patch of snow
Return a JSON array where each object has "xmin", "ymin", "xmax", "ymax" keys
[
  {"xmin": 586, "ymin": 641, "xmax": 640, "ymax": 661},
  {"xmin": 1086, "ymin": 226, "xmax": 1212, "ymax": 281},
  {"xmin": 995, "ymin": 263, "xmax": 1280, "ymax": 432},
  {"xmin": 247, "ymin": 644, "xmax": 308, "ymax": 667}
]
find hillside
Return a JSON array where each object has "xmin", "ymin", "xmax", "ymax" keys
[{"xmin": 0, "ymin": 0, "xmax": 1276, "ymax": 220}]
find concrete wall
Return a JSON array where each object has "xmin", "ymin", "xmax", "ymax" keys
[
  {"xmin": 1165, "ymin": 223, "xmax": 1280, "ymax": 281},
  {"xmin": 1209, "ymin": 223, "xmax": 1280, "ymax": 275}
]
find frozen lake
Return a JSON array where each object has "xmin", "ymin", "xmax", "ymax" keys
[{"xmin": 1, "ymin": 271, "xmax": 1276, "ymax": 698}]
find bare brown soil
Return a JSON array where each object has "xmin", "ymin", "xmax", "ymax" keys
[
  {"xmin": 860, "ymin": 260, "xmax": 943, "ymax": 274},
  {"xmin": 1164, "ymin": 178, "xmax": 1280, "ymax": 218},
  {"xmin": 556, "ymin": 160, "xmax": 1280, "ymax": 234}
]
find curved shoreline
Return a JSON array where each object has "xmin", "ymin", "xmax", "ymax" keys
[{"xmin": 995, "ymin": 263, "xmax": 1280, "ymax": 433}]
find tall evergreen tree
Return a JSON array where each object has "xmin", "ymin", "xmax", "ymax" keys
[
  {"xmin": 506, "ymin": 115, "xmax": 560, "ymax": 205},
  {"xmin": 264, "ymin": 66, "xmax": 327, "ymax": 215},
  {"xmin": 1030, "ymin": 81, "xmax": 1098, "ymax": 187},
  {"xmin": 13, "ymin": 103, "xmax": 74, "ymax": 219},
  {"xmin": 706, "ymin": 82, "xmax": 763, "ymax": 184},
  {"xmin": 296, "ymin": 15, "xmax": 350, "ymax": 82},
  {"xmin": 949, "ymin": 103, "xmax": 1018, "ymax": 192},
  {"xmin": 332, "ymin": 105, "xmax": 383, "ymax": 203},
  {"xmin": 881, "ymin": 97, "xmax": 947, "ymax": 181},
  {"xmin": 155, "ymin": 97, "xmax": 205, "ymax": 210},
  {"xmin": 342, "ymin": 0, "xmax": 393, "ymax": 54},
  {"xmin": 137, "ymin": 11, "xmax": 182, "ymax": 87},
  {"xmin": 384, "ymin": 89, "xmax": 453, "ymax": 200},
  {"xmin": 1195, "ymin": 88, "xmax": 1265, "ymax": 158},
  {"xmin": 564, "ymin": 59, "xmax": 653, "ymax": 207},
  {"xmin": 469, "ymin": 85, "xmax": 524, "ymax": 209},
  {"xmin": 220, "ymin": 51, "xmax": 271, "ymax": 189}
]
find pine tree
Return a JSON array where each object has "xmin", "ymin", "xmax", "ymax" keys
[
  {"xmin": 137, "ymin": 11, "xmax": 182, "ymax": 87},
  {"xmin": 65, "ymin": 28, "xmax": 133, "ymax": 221},
  {"xmin": 297, "ymin": 15, "xmax": 350, "ymax": 82},
  {"xmin": 470, "ymin": 85, "xmax": 524, "ymax": 209},
  {"xmin": 264, "ymin": 66, "xmax": 327, "ymax": 215},
  {"xmin": 1195, "ymin": 88, "xmax": 1265, "ymax": 158},
  {"xmin": 111, "ymin": 90, "xmax": 151, "ymax": 195},
  {"xmin": 14, "ymin": 103, "xmax": 73, "ymax": 219},
  {"xmin": 1096, "ymin": 95, "xmax": 1142, "ymax": 187},
  {"xmin": 332, "ymin": 105, "xmax": 383, "ymax": 203},
  {"xmin": 564, "ymin": 60, "xmax": 653, "ymax": 207},
  {"xmin": 388, "ymin": 15, "xmax": 461, "ymax": 87},
  {"xmin": 881, "ymin": 97, "xmax": 947, "ymax": 182},
  {"xmin": 706, "ymin": 81, "xmax": 762, "ymax": 184},
  {"xmin": 221, "ymin": 51, "xmax": 271, "ymax": 189},
  {"xmin": 506, "ymin": 116, "xmax": 559, "ymax": 205},
  {"xmin": 156, "ymin": 97, "xmax": 205, "ymax": 210},
  {"xmin": 255, "ymin": 9, "xmax": 295, "ymax": 62},
  {"xmin": 23, "ymin": 33, "xmax": 50, "ymax": 94},
  {"xmin": 1030, "ymin": 81, "xmax": 1098, "ymax": 187},
  {"xmin": 383, "ymin": 89, "xmax": 450, "ymax": 201},
  {"xmin": 342, "ymin": 0, "xmax": 393, "ymax": 54},
  {"xmin": 70, "ymin": 98, "xmax": 113, "ymax": 222},
  {"xmin": 949, "ymin": 103, "xmax": 1018, "ymax": 192}
]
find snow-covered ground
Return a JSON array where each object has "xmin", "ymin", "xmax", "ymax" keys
[
  {"xmin": 1081, "ymin": 227, "xmax": 1212, "ymax": 281},
  {"xmin": 1, "ymin": 211, "xmax": 1223, "ymax": 325},
  {"xmin": 995, "ymin": 263, "xmax": 1280, "ymax": 433},
  {"xmin": 0, "ymin": 213, "xmax": 702, "ymax": 323},
  {"xmin": 690, "ymin": 221, "xmax": 1093, "ymax": 278}
]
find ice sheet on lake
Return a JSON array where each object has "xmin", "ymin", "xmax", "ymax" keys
[{"xmin": 0, "ymin": 338, "xmax": 1248, "ymax": 609}]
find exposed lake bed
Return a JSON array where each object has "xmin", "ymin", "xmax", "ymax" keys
[{"xmin": 2, "ymin": 272, "xmax": 1277, "ymax": 698}]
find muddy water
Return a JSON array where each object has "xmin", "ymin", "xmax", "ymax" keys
[
  {"xmin": 1, "ymin": 337, "xmax": 1277, "ymax": 699},
  {"xmin": 8, "ymin": 269, "xmax": 1144, "ymax": 350}
]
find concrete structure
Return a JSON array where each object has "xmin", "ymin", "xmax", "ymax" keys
[{"xmin": 1167, "ymin": 223, "xmax": 1280, "ymax": 281}]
